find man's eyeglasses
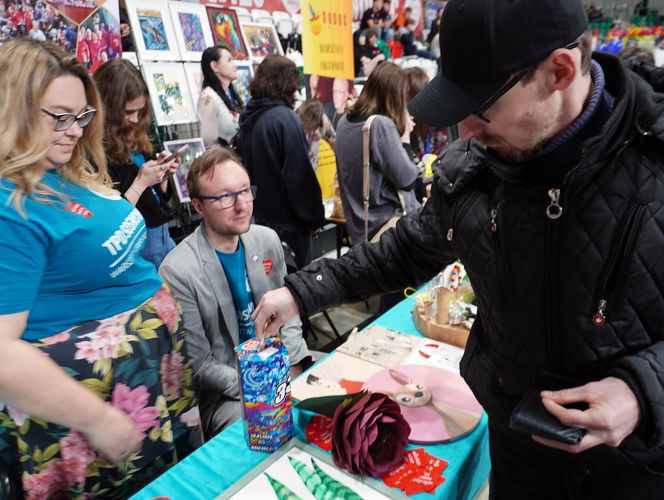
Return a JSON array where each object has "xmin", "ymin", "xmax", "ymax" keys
[
  {"xmin": 198, "ymin": 186, "xmax": 257, "ymax": 209},
  {"xmin": 41, "ymin": 106, "xmax": 97, "ymax": 132},
  {"xmin": 472, "ymin": 40, "xmax": 580, "ymax": 124}
]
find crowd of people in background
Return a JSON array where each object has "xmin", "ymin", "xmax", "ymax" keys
[
  {"xmin": 4, "ymin": 0, "xmax": 664, "ymax": 498},
  {"xmin": 0, "ymin": 0, "xmax": 77, "ymax": 49}
]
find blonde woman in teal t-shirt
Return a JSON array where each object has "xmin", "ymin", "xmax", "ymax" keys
[{"xmin": 0, "ymin": 40, "xmax": 199, "ymax": 498}]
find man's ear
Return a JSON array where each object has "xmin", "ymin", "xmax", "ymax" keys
[
  {"xmin": 543, "ymin": 48, "xmax": 579, "ymax": 92},
  {"xmin": 191, "ymin": 198, "xmax": 204, "ymax": 217}
]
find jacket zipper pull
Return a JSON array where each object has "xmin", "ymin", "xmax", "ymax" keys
[
  {"xmin": 546, "ymin": 188, "xmax": 563, "ymax": 220},
  {"xmin": 592, "ymin": 299, "xmax": 607, "ymax": 326},
  {"xmin": 447, "ymin": 228, "xmax": 454, "ymax": 241},
  {"xmin": 490, "ymin": 207, "xmax": 498, "ymax": 233}
]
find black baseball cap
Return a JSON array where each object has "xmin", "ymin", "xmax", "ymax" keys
[{"xmin": 408, "ymin": 0, "xmax": 588, "ymax": 129}]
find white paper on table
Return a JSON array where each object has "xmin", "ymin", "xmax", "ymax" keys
[
  {"xmin": 402, "ymin": 339, "xmax": 464, "ymax": 374},
  {"xmin": 336, "ymin": 325, "xmax": 419, "ymax": 368}
]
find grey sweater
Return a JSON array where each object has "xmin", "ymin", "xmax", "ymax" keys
[{"xmin": 335, "ymin": 114, "xmax": 420, "ymax": 244}]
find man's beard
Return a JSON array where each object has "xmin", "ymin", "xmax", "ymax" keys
[{"xmin": 479, "ymin": 134, "xmax": 548, "ymax": 164}]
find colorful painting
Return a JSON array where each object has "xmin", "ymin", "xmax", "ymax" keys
[
  {"xmin": 46, "ymin": 0, "xmax": 101, "ymax": 24},
  {"xmin": 126, "ymin": 0, "xmax": 179, "ymax": 61},
  {"xmin": 0, "ymin": 0, "xmax": 78, "ymax": 55},
  {"xmin": 218, "ymin": 440, "xmax": 393, "ymax": 500},
  {"xmin": 76, "ymin": 5, "xmax": 121, "ymax": 73},
  {"xmin": 241, "ymin": 22, "xmax": 283, "ymax": 61},
  {"xmin": 163, "ymin": 137, "xmax": 205, "ymax": 203},
  {"xmin": 234, "ymin": 62, "xmax": 253, "ymax": 105},
  {"xmin": 168, "ymin": 1, "xmax": 213, "ymax": 62},
  {"xmin": 137, "ymin": 8, "xmax": 167, "ymax": 50},
  {"xmin": 142, "ymin": 62, "xmax": 196, "ymax": 125},
  {"xmin": 206, "ymin": 7, "xmax": 248, "ymax": 60}
]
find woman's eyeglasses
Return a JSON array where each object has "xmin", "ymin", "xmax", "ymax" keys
[
  {"xmin": 41, "ymin": 106, "xmax": 97, "ymax": 132},
  {"xmin": 198, "ymin": 186, "xmax": 257, "ymax": 209}
]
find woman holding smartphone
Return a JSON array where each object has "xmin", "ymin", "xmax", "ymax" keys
[
  {"xmin": 94, "ymin": 58, "xmax": 178, "ymax": 268},
  {"xmin": 0, "ymin": 39, "xmax": 199, "ymax": 498}
]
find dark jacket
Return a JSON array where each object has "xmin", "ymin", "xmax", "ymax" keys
[
  {"xmin": 238, "ymin": 98, "xmax": 324, "ymax": 233},
  {"xmin": 285, "ymin": 53, "xmax": 664, "ymax": 465}
]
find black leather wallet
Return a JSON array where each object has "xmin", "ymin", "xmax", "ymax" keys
[{"xmin": 509, "ymin": 372, "xmax": 587, "ymax": 445}]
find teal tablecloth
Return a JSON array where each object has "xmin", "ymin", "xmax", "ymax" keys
[{"xmin": 131, "ymin": 295, "xmax": 491, "ymax": 500}]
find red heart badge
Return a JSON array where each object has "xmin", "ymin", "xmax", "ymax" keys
[
  {"xmin": 65, "ymin": 201, "xmax": 92, "ymax": 217},
  {"xmin": 262, "ymin": 259, "xmax": 273, "ymax": 276}
]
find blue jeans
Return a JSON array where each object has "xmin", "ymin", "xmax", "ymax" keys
[{"xmin": 141, "ymin": 223, "xmax": 176, "ymax": 269}]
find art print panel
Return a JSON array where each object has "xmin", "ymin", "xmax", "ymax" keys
[
  {"xmin": 206, "ymin": 7, "xmax": 248, "ymax": 60},
  {"xmin": 126, "ymin": 0, "xmax": 179, "ymax": 61},
  {"xmin": 218, "ymin": 440, "xmax": 394, "ymax": 500},
  {"xmin": 163, "ymin": 137, "xmax": 205, "ymax": 203},
  {"xmin": 234, "ymin": 62, "xmax": 253, "ymax": 105},
  {"xmin": 0, "ymin": 0, "xmax": 78, "ymax": 55},
  {"xmin": 76, "ymin": 5, "xmax": 121, "ymax": 73},
  {"xmin": 168, "ymin": 1, "xmax": 212, "ymax": 62},
  {"xmin": 291, "ymin": 351, "xmax": 383, "ymax": 401},
  {"xmin": 240, "ymin": 21, "xmax": 283, "ymax": 61},
  {"xmin": 142, "ymin": 62, "xmax": 196, "ymax": 125}
]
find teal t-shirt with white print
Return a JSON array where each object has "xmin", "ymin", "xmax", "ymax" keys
[
  {"xmin": 0, "ymin": 170, "xmax": 162, "ymax": 340},
  {"xmin": 216, "ymin": 241, "xmax": 256, "ymax": 343}
]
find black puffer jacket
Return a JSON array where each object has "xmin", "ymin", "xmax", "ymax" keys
[{"xmin": 286, "ymin": 54, "xmax": 664, "ymax": 462}]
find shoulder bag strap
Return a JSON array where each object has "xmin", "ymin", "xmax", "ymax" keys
[{"xmin": 362, "ymin": 115, "xmax": 379, "ymax": 242}]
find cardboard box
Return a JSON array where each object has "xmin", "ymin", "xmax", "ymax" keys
[{"xmin": 235, "ymin": 337, "xmax": 294, "ymax": 452}]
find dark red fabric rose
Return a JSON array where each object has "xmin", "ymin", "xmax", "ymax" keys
[{"xmin": 331, "ymin": 391, "xmax": 411, "ymax": 477}]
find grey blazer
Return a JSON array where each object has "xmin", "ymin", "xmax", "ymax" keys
[{"xmin": 159, "ymin": 224, "xmax": 309, "ymax": 400}]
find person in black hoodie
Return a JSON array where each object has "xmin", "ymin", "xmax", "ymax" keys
[{"xmin": 239, "ymin": 55, "xmax": 324, "ymax": 269}]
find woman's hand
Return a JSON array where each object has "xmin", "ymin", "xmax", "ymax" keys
[
  {"xmin": 136, "ymin": 159, "xmax": 170, "ymax": 189},
  {"xmin": 83, "ymin": 405, "xmax": 142, "ymax": 465}
]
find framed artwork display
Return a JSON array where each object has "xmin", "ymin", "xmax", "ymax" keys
[
  {"xmin": 240, "ymin": 22, "xmax": 284, "ymax": 61},
  {"xmin": 217, "ymin": 439, "xmax": 399, "ymax": 499},
  {"xmin": 183, "ymin": 62, "xmax": 204, "ymax": 102},
  {"xmin": 125, "ymin": 0, "xmax": 180, "ymax": 61},
  {"xmin": 75, "ymin": 4, "xmax": 122, "ymax": 73},
  {"xmin": 206, "ymin": 7, "xmax": 249, "ymax": 60},
  {"xmin": 142, "ymin": 62, "xmax": 197, "ymax": 125},
  {"xmin": 168, "ymin": 1, "xmax": 213, "ymax": 61},
  {"xmin": 163, "ymin": 137, "xmax": 206, "ymax": 203},
  {"xmin": 233, "ymin": 62, "xmax": 254, "ymax": 106}
]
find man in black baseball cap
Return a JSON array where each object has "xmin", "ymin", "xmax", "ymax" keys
[
  {"xmin": 252, "ymin": 0, "xmax": 664, "ymax": 497},
  {"xmin": 410, "ymin": 0, "xmax": 587, "ymax": 130}
]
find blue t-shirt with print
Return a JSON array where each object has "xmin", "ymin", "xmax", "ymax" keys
[
  {"xmin": 0, "ymin": 170, "xmax": 162, "ymax": 340},
  {"xmin": 216, "ymin": 242, "xmax": 255, "ymax": 343}
]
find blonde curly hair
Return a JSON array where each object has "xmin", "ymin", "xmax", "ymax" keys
[{"xmin": 0, "ymin": 39, "xmax": 112, "ymax": 215}]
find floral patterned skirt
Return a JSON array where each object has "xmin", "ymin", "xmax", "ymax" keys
[{"xmin": 0, "ymin": 285, "xmax": 201, "ymax": 499}]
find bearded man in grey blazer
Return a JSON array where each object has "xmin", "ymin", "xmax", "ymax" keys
[{"xmin": 159, "ymin": 147, "xmax": 310, "ymax": 438}]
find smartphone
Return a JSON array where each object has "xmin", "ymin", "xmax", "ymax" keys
[{"xmin": 158, "ymin": 144, "xmax": 189, "ymax": 164}]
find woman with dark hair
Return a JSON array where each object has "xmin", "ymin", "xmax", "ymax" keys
[
  {"xmin": 335, "ymin": 61, "xmax": 419, "ymax": 246},
  {"xmin": 198, "ymin": 44, "xmax": 244, "ymax": 148},
  {"xmin": 239, "ymin": 55, "xmax": 324, "ymax": 268},
  {"xmin": 94, "ymin": 58, "xmax": 178, "ymax": 268}
]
